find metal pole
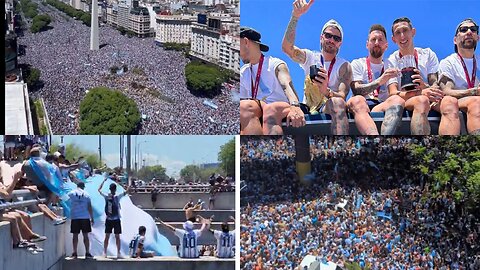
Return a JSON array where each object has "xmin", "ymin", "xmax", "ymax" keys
[
  {"xmin": 119, "ymin": 135, "xmax": 123, "ymax": 170},
  {"xmin": 127, "ymin": 135, "xmax": 131, "ymax": 186},
  {"xmin": 134, "ymin": 137, "xmax": 138, "ymax": 174},
  {"xmin": 99, "ymin": 135, "xmax": 102, "ymax": 166}
]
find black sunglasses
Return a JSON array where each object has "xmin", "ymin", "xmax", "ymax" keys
[
  {"xmin": 323, "ymin": 32, "xmax": 342, "ymax": 42},
  {"xmin": 458, "ymin": 25, "xmax": 479, "ymax": 33}
]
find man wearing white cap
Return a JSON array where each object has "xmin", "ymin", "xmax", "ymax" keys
[
  {"xmin": 282, "ymin": 0, "xmax": 352, "ymax": 135},
  {"xmin": 439, "ymin": 18, "xmax": 480, "ymax": 134},
  {"xmin": 158, "ymin": 216, "xmax": 210, "ymax": 258}
]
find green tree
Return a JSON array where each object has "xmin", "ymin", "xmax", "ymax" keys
[
  {"xmin": 137, "ymin": 165, "xmax": 168, "ymax": 182},
  {"xmin": 218, "ymin": 138, "xmax": 235, "ymax": 177},
  {"xmin": 180, "ymin": 165, "xmax": 202, "ymax": 181},
  {"xmin": 185, "ymin": 61, "xmax": 224, "ymax": 95},
  {"xmin": 52, "ymin": 142, "xmax": 102, "ymax": 169},
  {"xmin": 79, "ymin": 87, "xmax": 141, "ymax": 134},
  {"xmin": 24, "ymin": 67, "xmax": 41, "ymax": 86}
]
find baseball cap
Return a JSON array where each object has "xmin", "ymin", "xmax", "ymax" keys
[
  {"xmin": 454, "ymin": 18, "xmax": 478, "ymax": 53},
  {"xmin": 183, "ymin": 221, "xmax": 194, "ymax": 231},
  {"xmin": 322, "ymin": 19, "xmax": 344, "ymax": 39},
  {"xmin": 240, "ymin": 27, "xmax": 269, "ymax": 52}
]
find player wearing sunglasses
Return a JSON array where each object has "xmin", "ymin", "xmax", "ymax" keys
[
  {"xmin": 386, "ymin": 17, "xmax": 461, "ymax": 135},
  {"xmin": 282, "ymin": 0, "xmax": 352, "ymax": 135},
  {"xmin": 439, "ymin": 18, "xmax": 480, "ymax": 135}
]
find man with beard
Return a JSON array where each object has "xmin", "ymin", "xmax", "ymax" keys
[
  {"xmin": 350, "ymin": 25, "xmax": 405, "ymax": 135},
  {"xmin": 439, "ymin": 18, "xmax": 480, "ymax": 135},
  {"xmin": 240, "ymin": 27, "xmax": 305, "ymax": 135},
  {"xmin": 386, "ymin": 17, "xmax": 460, "ymax": 135},
  {"xmin": 282, "ymin": 0, "xmax": 352, "ymax": 135}
]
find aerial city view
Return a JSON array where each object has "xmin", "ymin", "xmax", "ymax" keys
[{"xmin": 5, "ymin": 0, "xmax": 240, "ymax": 135}]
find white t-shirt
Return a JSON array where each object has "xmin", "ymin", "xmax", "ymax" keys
[
  {"xmin": 240, "ymin": 56, "xmax": 289, "ymax": 104},
  {"xmin": 299, "ymin": 49, "xmax": 349, "ymax": 102},
  {"xmin": 214, "ymin": 230, "xmax": 235, "ymax": 258},
  {"xmin": 174, "ymin": 228, "xmax": 202, "ymax": 258},
  {"xmin": 351, "ymin": 57, "xmax": 389, "ymax": 102},
  {"xmin": 439, "ymin": 53, "xmax": 480, "ymax": 88},
  {"xmin": 386, "ymin": 47, "xmax": 439, "ymax": 87}
]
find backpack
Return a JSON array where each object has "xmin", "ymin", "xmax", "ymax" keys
[{"xmin": 105, "ymin": 195, "xmax": 119, "ymax": 218}]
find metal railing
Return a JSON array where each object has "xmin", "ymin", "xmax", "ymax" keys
[
  {"xmin": 0, "ymin": 198, "xmax": 46, "ymax": 211},
  {"xmin": 132, "ymin": 184, "xmax": 235, "ymax": 193}
]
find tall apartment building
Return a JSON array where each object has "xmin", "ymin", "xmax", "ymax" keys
[
  {"xmin": 106, "ymin": 5, "xmax": 118, "ymax": 26},
  {"xmin": 190, "ymin": 16, "xmax": 240, "ymax": 73},
  {"xmin": 219, "ymin": 34, "xmax": 239, "ymax": 73},
  {"xmin": 129, "ymin": 7, "xmax": 151, "ymax": 37},
  {"xmin": 155, "ymin": 15, "xmax": 196, "ymax": 44},
  {"xmin": 191, "ymin": 22, "xmax": 221, "ymax": 64},
  {"xmin": 107, "ymin": 1, "xmax": 151, "ymax": 37}
]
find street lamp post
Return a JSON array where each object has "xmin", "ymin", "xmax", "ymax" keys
[{"xmin": 135, "ymin": 140, "xmax": 148, "ymax": 173}]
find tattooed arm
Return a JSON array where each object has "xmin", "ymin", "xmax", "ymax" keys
[
  {"xmin": 276, "ymin": 63, "xmax": 305, "ymax": 128},
  {"xmin": 351, "ymin": 67, "xmax": 399, "ymax": 96},
  {"xmin": 281, "ymin": 0, "xmax": 315, "ymax": 64},
  {"xmin": 275, "ymin": 63, "xmax": 301, "ymax": 103},
  {"xmin": 334, "ymin": 62, "xmax": 352, "ymax": 100},
  {"xmin": 439, "ymin": 75, "xmax": 479, "ymax": 98}
]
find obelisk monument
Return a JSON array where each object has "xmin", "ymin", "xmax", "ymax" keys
[{"xmin": 90, "ymin": 0, "xmax": 99, "ymax": 50}]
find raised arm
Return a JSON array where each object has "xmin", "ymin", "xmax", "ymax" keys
[
  {"xmin": 98, "ymin": 177, "xmax": 107, "ymax": 195},
  {"xmin": 282, "ymin": 0, "xmax": 315, "ymax": 64},
  {"xmin": 158, "ymin": 219, "xmax": 176, "ymax": 232}
]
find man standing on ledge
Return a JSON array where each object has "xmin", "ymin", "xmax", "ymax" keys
[
  {"xmin": 439, "ymin": 18, "xmax": 480, "ymax": 134},
  {"xmin": 282, "ymin": 0, "xmax": 352, "ymax": 135},
  {"xmin": 240, "ymin": 27, "xmax": 305, "ymax": 135},
  {"xmin": 98, "ymin": 177, "xmax": 130, "ymax": 258}
]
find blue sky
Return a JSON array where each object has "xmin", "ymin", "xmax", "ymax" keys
[
  {"xmin": 240, "ymin": 0, "xmax": 479, "ymax": 100},
  {"xmin": 50, "ymin": 135, "xmax": 234, "ymax": 177}
]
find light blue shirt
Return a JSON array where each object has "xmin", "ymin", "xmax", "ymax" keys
[{"xmin": 68, "ymin": 188, "xmax": 91, "ymax": 219}]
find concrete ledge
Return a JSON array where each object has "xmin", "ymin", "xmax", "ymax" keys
[
  {"xmin": 145, "ymin": 209, "xmax": 235, "ymax": 222},
  {"xmin": 130, "ymin": 192, "xmax": 235, "ymax": 210},
  {"xmin": 282, "ymin": 110, "xmax": 468, "ymax": 135},
  {"xmin": 0, "ymin": 212, "xmax": 66, "ymax": 270},
  {"xmin": 63, "ymin": 256, "xmax": 235, "ymax": 270}
]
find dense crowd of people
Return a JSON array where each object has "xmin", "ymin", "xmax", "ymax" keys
[
  {"xmin": 240, "ymin": 136, "xmax": 479, "ymax": 269},
  {"xmin": 18, "ymin": 4, "xmax": 239, "ymax": 134}
]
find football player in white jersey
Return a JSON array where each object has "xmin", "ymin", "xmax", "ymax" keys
[
  {"xmin": 158, "ymin": 217, "xmax": 210, "ymax": 258},
  {"xmin": 211, "ymin": 216, "xmax": 235, "ymax": 258},
  {"xmin": 386, "ymin": 17, "xmax": 461, "ymax": 135},
  {"xmin": 282, "ymin": 0, "xmax": 353, "ymax": 135},
  {"xmin": 240, "ymin": 27, "xmax": 305, "ymax": 135},
  {"xmin": 350, "ymin": 24, "xmax": 405, "ymax": 135},
  {"xmin": 439, "ymin": 18, "xmax": 480, "ymax": 135}
]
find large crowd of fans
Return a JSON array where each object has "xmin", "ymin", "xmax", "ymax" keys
[
  {"xmin": 240, "ymin": 136, "xmax": 480, "ymax": 270},
  {"xmin": 17, "ymin": 3, "xmax": 239, "ymax": 134}
]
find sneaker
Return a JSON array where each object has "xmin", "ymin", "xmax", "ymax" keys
[
  {"xmin": 71, "ymin": 253, "xmax": 78, "ymax": 259},
  {"xmin": 27, "ymin": 247, "xmax": 39, "ymax": 255},
  {"xmin": 85, "ymin": 253, "xmax": 93, "ymax": 259},
  {"xmin": 54, "ymin": 218, "xmax": 66, "ymax": 225},
  {"xmin": 33, "ymin": 246, "xmax": 44, "ymax": 252},
  {"xmin": 117, "ymin": 253, "xmax": 124, "ymax": 259},
  {"xmin": 30, "ymin": 234, "xmax": 47, "ymax": 243}
]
